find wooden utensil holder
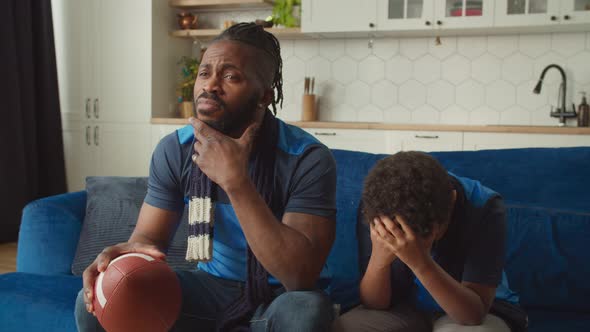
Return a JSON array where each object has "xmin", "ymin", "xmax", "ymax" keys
[{"xmin": 302, "ymin": 94, "xmax": 317, "ymax": 121}]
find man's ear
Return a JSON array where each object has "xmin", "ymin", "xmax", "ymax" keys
[{"xmin": 259, "ymin": 88, "xmax": 274, "ymax": 109}]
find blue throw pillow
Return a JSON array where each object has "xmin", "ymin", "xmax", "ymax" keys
[{"xmin": 71, "ymin": 177, "xmax": 194, "ymax": 275}]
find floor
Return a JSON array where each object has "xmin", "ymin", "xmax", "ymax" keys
[{"xmin": 0, "ymin": 242, "xmax": 17, "ymax": 273}]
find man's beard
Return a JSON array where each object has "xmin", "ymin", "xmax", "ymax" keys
[{"xmin": 195, "ymin": 92, "xmax": 259, "ymax": 135}]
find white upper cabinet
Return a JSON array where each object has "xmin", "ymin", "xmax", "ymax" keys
[
  {"xmin": 560, "ymin": 0, "xmax": 590, "ymax": 24},
  {"xmin": 302, "ymin": 0, "xmax": 378, "ymax": 33},
  {"xmin": 377, "ymin": 0, "xmax": 493, "ymax": 31},
  {"xmin": 377, "ymin": 0, "xmax": 435, "ymax": 30},
  {"xmin": 495, "ymin": 0, "xmax": 570, "ymax": 27},
  {"xmin": 95, "ymin": 0, "xmax": 151, "ymax": 123},
  {"xmin": 433, "ymin": 0, "xmax": 495, "ymax": 29}
]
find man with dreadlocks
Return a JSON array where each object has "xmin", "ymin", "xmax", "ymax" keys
[{"xmin": 75, "ymin": 23, "xmax": 337, "ymax": 331}]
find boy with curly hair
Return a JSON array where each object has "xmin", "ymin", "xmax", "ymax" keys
[{"xmin": 333, "ymin": 151, "xmax": 518, "ymax": 332}]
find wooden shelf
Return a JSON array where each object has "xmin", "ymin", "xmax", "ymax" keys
[
  {"xmin": 170, "ymin": 27, "xmax": 305, "ymax": 40},
  {"xmin": 169, "ymin": 0, "xmax": 272, "ymax": 9}
]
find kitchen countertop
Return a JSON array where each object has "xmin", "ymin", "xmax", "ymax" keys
[{"xmin": 151, "ymin": 118, "xmax": 590, "ymax": 135}]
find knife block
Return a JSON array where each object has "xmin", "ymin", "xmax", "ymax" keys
[{"xmin": 302, "ymin": 94, "xmax": 317, "ymax": 121}]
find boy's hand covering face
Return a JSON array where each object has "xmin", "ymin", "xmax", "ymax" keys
[{"xmin": 370, "ymin": 215, "xmax": 438, "ymax": 272}]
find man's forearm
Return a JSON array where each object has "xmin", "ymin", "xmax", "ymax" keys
[
  {"xmin": 413, "ymin": 259, "xmax": 488, "ymax": 325},
  {"xmin": 226, "ymin": 178, "xmax": 321, "ymax": 290}
]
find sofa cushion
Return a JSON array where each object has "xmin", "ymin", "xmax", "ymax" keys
[
  {"xmin": 327, "ymin": 150, "xmax": 385, "ymax": 310},
  {"xmin": 431, "ymin": 147, "xmax": 590, "ymax": 213},
  {"xmin": 0, "ymin": 272, "xmax": 82, "ymax": 332},
  {"xmin": 71, "ymin": 177, "xmax": 194, "ymax": 275},
  {"xmin": 504, "ymin": 205, "xmax": 590, "ymax": 312},
  {"xmin": 526, "ymin": 309, "xmax": 590, "ymax": 332},
  {"xmin": 18, "ymin": 191, "xmax": 86, "ymax": 275}
]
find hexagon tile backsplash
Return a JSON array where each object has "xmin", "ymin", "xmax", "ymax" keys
[{"xmin": 277, "ymin": 32, "xmax": 590, "ymax": 126}]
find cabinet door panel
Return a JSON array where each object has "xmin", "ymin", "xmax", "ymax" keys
[
  {"xmin": 390, "ymin": 131, "xmax": 463, "ymax": 152},
  {"xmin": 463, "ymin": 132, "xmax": 590, "ymax": 150},
  {"xmin": 78, "ymin": 122, "xmax": 99, "ymax": 188},
  {"xmin": 434, "ymin": 0, "xmax": 494, "ymax": 28},
  {"xmin": 96, "ymin": 0, "xmax": 150, "ymax": 123},
  {"xmin": 95, "ymin": 124, "xmax": 151, "ymax": 177},
  {"xmin": 495, "ymin": 0, "xmax": 560, "ymax": 27},
  {"xmin": 377, "ymin": 0, "xmax": 435, "ymax": 31},
  {"xmin": 560, "ymin": 0, "xmax": 590, "ymax": 24},
  {"xmin": 303, "ymin": 128, "xmax": 392, "ymax": 154},
  {"xmin": 302, "ymin": 0, "xmax": 377, "ymax": 33},
  {"xmin": 62, "ymin": 120, "xmax": 85, "ymax": 192}
]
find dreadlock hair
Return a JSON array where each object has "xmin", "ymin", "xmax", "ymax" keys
[
  {"xmin": 362, "ymin": 151, "xmax": 453, "ymax": 237},
  {"xmin": 212, "ymin": 22, "xmax": 284, "ymax": 115}
]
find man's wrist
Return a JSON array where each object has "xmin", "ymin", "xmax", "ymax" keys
[{"xmin": 224, "ymin": 175, "xmax": 254, "ymax": 197}]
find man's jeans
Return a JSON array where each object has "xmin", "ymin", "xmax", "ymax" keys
[{"xmin": 75, "ymin": 269, "xmax": 334, "ymax": 331}]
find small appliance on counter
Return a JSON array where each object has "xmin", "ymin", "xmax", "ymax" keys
[{"xmin": 578, "ymin": 92, "xmax": 589, "ymax": 127}]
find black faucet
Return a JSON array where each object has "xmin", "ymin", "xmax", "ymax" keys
[{"xmin": 533, "ymin": 64, "xmax": 577, "ymax": 125}]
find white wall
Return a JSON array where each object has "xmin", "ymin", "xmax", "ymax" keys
[
  {"xmin": 279, "ymin": 32, "xmax": 590, "ymax": 126},
  {"xmin": 197, "ymin": 10, "xmax": 590, "ymax": 126}
]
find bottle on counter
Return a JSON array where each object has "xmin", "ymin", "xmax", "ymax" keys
[{"xmin": 578, "ymin": 92, "xmax": 589, "ymax": 127}]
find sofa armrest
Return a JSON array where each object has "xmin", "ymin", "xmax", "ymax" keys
[{"xmin": 17, "ymin": 191, "xmax": 87, "ymax": 275}]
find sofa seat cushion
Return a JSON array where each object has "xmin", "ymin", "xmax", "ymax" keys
[
  {"xmin": 0, "ymin": 272, "xmax": 81, "ymax": 332},
  {"xmin": 526, "ymin": 309, "xmax": 590, "ymax": 332}
]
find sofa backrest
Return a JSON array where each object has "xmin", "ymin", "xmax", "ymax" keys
[{"xmin": 326, "ymin": 147, "xmax": 590, "ymax": 312}]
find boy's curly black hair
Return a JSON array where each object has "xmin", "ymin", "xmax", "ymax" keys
[{"xmin": 362, "ymin": 151, "xmax": 453, "ymax": 237}]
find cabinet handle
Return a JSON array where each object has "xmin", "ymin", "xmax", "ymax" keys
[
  {"xmin": 315, "ymin": 132, "xmax": 337, "ymax": 136},
  {"xmin": 94, "ymin": 126, "xmax": 99, "ymax": 146},
  {"xmin": 550, "ymin": 15, "xmax": 557, "ymax": 21},
  {"xmin": 436, "ymin": 20, "xmax": 442, "ymax": 26},
  {"xmin": 85, "ymin": 98, "xmax": 91, "ymax": 119},
  {"xmin": 564, "ymin": 15, "xmax": 571, "ymax": 20},
  {"xmin": 425, "ymin": 21, "xmax": 432, "ymax": 26},
  {"xmin": 86, "ymin": 126, "xmax": 91, "ymax": 146},
  {"xmin": 415, "ymin": 135, "xmax": 439, "ymax": 139},
  {"xmin": 93, "ymin": 98, "xmax": 99, "ymax": 119},
  {"xmin": 369, "ymin": 22, "xmax": 375, "ymax": 28}
]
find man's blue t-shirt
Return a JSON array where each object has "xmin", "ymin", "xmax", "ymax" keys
[{"xmin": 144, "ymin": 119, "xmax": 337, "ymax": 285}]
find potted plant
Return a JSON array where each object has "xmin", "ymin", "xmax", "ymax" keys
[
  {"xmin": 176, "ymin": 56, "xmax": 199, "ymax": 118},
  {"xmin": 272, "ymin": 0, "xmax": 301, "ymax": 28}
]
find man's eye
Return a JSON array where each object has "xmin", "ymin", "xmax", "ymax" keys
[
  {"xmin": 198, "ymin": 72, "xmax": 208, "ymax": 77},
  {"xmin": 224, "ymin": 74, "xmax": 237, "ymax": 80}
]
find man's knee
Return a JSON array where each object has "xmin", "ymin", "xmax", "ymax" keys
[
  {"xmin": 75, "ymin": 289, "xmax": 104, "ymax": 332},
  {"xmin": 258, "ymin": 291, "xmax": 334, "ymax": 331}
]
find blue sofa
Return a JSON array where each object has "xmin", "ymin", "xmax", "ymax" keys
[{"xmin": 1, "ymin": 147, "xmax": 590, "ymax": 332}]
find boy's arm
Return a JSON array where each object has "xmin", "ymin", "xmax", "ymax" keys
[
  {"xmin": 359, "ymin": 220, "xmax": 397, "ymax": 309},
  {"xmin": 381, "ymin": 215, "xmax": 499, "ymax": 325},
  {"xmin": 412, "ymin": 259, "xmax": 496, "ymax": 325}
]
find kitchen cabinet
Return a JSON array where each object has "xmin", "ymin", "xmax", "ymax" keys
[
  {"xmin": 303, "ymin": 128, "xmax": 463, "ymax": 154},
  {"xmin": 495, "ymin": 0, "xmax": 590, "ymax": 27},
  {"xmin": 463, "ymin": 132, "xmax": 590, "ymax": 150},
  {"xmin": 301, "ymin": 0, "xmax": 378, "ymax": 33},
  {"xmin": 303, "ymin": 128, "xmax": 392, "ymax": 153},
  {"xmin": 391, "ymin": 130, "xmax": 464, "ymax": 152},
  {"xmin": 53, "ymin": 0, "xmax": 186, "ymax": 191},
  {"xmin": 80, "ymin": 0, "xmax": 151, "ymax": 124},
  {"xmin": 378, "ymin": 0, "xmax": 494, "ymax": 31},
  {"xmin": 561, "ymin": 0, "xmax": 590, "ymax": 24}
]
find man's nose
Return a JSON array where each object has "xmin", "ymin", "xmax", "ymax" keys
[{"xmin": 202, "ymin": 73, "xmax": 221, "ymax": 94}]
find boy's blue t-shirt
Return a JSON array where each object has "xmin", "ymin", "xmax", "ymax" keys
[
  {"xmin": 358, "ymin": 173, "xmax": 518, "ymax": 311},
  {"xmin": 144, "ymin": 119, "xmax": 337, "ymax": 285}
]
